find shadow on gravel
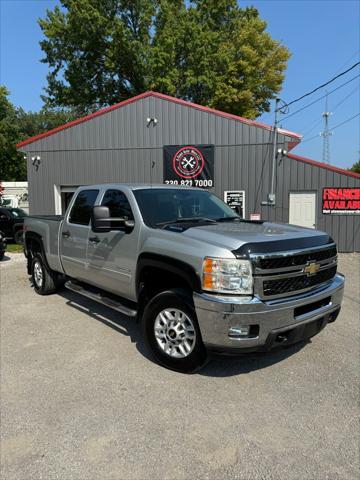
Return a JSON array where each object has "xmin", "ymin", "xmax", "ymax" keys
[
  {"xmin": 58, "ymin": 288, "xmax": 154, "ymax": 362},
  {"xmin": 58, "ymin": 287, "xmax": 309, "ymax": 377},
  {"xmin": 200, "ymin": 342, "xmax": 308, "ymax": 377},
  {"xmin": 0, "ymin": 255, "xmax": 11, "ymax": 262}
]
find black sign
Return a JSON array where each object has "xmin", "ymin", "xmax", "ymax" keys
[
  {"xmin": 163, "ymin": 145, "xmax": 214, "ymax": 188},
  {"xmin": 224, "ymin": 190, "xmax": 245, "ymax": 218},
  {"xmin": 322, "ymin": 188, "xmax": 360, "ymax": 215}
]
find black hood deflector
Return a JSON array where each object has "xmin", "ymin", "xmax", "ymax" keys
[{"xmin": 233, "ymin": 234, "xmax": 333, "ymax": 258}]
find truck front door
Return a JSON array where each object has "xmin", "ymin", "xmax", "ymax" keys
[
  {"xmin": 60, "ymin": 189, "xmax": 100, "ymax": 281},
  {"xmin": 86, "ymin": 188, "xmax": 139, "ymax": 301}
]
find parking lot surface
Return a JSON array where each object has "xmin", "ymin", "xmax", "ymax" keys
[{"xmin": 1, "ymin": 253, "xmax": 359, "ymax": 480}]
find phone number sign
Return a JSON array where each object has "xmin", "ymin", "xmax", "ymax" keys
[
  {"xmin": 322, "ymin": 188, "xmax": 360, "ymax": 214},
  {"xmin": 163, "ymin": 145, "xmax": 214, "ymax": 188}
]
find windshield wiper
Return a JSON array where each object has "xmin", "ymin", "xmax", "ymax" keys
[{"xmin": 156, "ymin": 217, "xmax": 217, "ymax": 228}]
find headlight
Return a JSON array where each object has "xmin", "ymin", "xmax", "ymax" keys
[{"xmin": 202, "ymin": 257, "xmax": 253, "ymax": 294}]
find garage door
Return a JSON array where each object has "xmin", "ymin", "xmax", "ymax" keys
[
  {"xmin": 289, "ymin": 192, "xmax": 316, "ymax": 229},
  {"xmin": 54, "ymin": 185, "xmax": 79, "ymax": 214}
]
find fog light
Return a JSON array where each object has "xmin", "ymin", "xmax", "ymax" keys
[{"xmin": 228, "ymin": 326, "xmax": 251, "ymax": 338}]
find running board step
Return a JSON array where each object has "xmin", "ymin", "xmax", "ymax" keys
[{"xmin": 65, "ymin": 280, "xmax": 137, "ymax": 317}]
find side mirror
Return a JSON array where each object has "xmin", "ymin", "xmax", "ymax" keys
[
  {"xmin": 91, "ymin": 206, "xmax": 135, "ymax": 233},
  {"xmin": 91, "ymin": 206, "xmax": 111, "ymax": 233}
]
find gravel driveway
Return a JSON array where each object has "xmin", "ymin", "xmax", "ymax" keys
[{"xmin": 1, "ymin": 253, "xmax": 359, "ymax": 480}]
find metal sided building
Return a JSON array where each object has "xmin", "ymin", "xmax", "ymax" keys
[{"xmin": 17, "ymin": 91, "xmax": 360, "ymax": 252}]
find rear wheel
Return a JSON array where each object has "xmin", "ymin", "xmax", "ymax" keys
[
  {"xmin": 31, "ymin": 254, "xmax": 59, "ymax": 295},
  {"xmin": 141, "ymin": 289, "xmax": 208, "ymax": 373}
]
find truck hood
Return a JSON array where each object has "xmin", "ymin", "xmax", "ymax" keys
[{"xmin": 182, "ymin": 221, "xmax": 332, "ymax": 255}]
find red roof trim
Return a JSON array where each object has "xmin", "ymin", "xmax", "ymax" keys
[
  {"xmin": 16, "ymin": 91, "xmax": 152, "ymax": 148},
  {"xmin": 16, "ymin": 90, "xmax": 301, "ymax": 148},
  {"xmin": 288, "ymin": 153, "xmax": 360, "ymax": 179},
  {"xmin": 147, "ymin": 91, "xmax": 302, "ymax": 139}
]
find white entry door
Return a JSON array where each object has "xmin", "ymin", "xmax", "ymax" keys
[{"xmin": 289, "ymin": 192, "xmax": 316, "ymax": 229}]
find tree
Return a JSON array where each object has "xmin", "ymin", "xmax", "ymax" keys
[
  {"xmin": 349, "ymin": 160, "xmax": 360, "ymax": 174},
  {"xmin": 0, "ymin": 86, "xmax": 26, "ymax": 181},
  {"xmin": 0, "ymin": 86, "xmax": 75, "ymax": 181},
  {"xmin": 39, "ymin": 0, "xmax": 290, "ymax": 117},
  {"xmin": 16, "ymin": 108, "xmax": 75, "ymax": 140}
]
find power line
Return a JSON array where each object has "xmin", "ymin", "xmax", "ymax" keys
[
  {"xmin": 332, "ymin": 85, "xmax": 360, "ymax": 112},
  {"xmin": 301, "ymin": 85, "xmax": 359, "ymax": 137},
  {"xmin": 280, "ymin": 74, "xmax": 359, "ymax": 121},
  {"xmin": 329, "ymin": 112, "xmax": 360, "ymax": 131},
  {"xmin": 301, "ymin": 112, "xmax": 360, "ymax": 144},
  {"xmin": 276, "ymin": 61, "xmax": 360, "ymax": 112},
  {"xmin": 301, "ymin": 117, "xmax": 323, "ymax": 138},
  {"xmin": 332, "ymin": 50, "xmax": 360, "ymax": 76}
]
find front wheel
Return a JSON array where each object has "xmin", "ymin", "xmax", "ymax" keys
[{"xmin": 141, "ymin": 289, "xmax": 208, "ymax": 373}]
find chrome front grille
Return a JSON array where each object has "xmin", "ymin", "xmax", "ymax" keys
[
  {"xmin": 251, "ymin": 244, "xmax": 338, "ymax": 300},
  {"xmin": 257, "ymin": 246, "xmax": 337, "ymax": 270}
]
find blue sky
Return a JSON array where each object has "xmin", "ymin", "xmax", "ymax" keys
[{"xmin": 1, "ymin": 0, "xmax": 359, "ymax": 168}]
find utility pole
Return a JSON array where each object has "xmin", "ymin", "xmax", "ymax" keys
[
  {"xmin": 268, "ymin": 97, "xmax": 280, "ymax": 206},
  {"xmin": 262, "ymin": 98, "xmax": 287, "ymax": 207},
  {"xmin": 320, "ymin": 92, "xmax": 332, "ymax": 164}
]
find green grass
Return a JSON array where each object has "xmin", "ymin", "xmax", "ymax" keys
[{"xmin": 6, "ymin": 244, "xmax": 24, "ymax": 253}]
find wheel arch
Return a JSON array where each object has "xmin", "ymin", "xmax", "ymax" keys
[
  {"xmin": 24, "ymin": 232, "xmax": 50, "ymax": 274},
  {"xmin": 136, "ymin": 253, "xmax": 201, "ymax": 296}
]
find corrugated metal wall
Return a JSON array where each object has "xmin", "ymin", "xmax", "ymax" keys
[{"xmin": 20, "ymin": 95, "xmax": 360, "ymax": 252}]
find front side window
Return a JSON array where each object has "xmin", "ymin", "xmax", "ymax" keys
[
  {"xmin": 101, "ymin": 189, "xmax": 134, "ymax": 220},
  {"xmin": 69, "ymin": 189, "xmax": 99, "ymax": 225}
]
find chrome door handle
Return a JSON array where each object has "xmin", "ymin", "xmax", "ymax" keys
[
  {"xmin": 89, "ymin": 236, "xmax": 100, "ymax": 244},
  {"xmin": 62, "ymin": 230, "xmax": 71, "ymax": 238}
]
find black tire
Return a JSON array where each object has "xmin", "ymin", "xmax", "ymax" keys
[
  {"xmin": 31, "ymin": 254, "xmax": 59, "ymax": 295},
  {"xmin": 141, "ymin": 289, "xmax": 208, "ymax": 373}
]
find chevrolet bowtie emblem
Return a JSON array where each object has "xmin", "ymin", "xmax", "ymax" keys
[{"xmin": 304, "ymin": 262, "xmax": 321, "ymax": 276}]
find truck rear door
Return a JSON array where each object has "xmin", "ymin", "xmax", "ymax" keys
[{"xmin": 60, "ymin": 188, "xmax": 100, "ymax": 280}]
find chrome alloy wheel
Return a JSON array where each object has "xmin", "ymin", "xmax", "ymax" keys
[
  {"xmin": 33, "ymin": 261, "xmax": 43, "ymax": 287},
  {"xmin": 154, "ymin": 308, "xmax": 196, "ymax": 358}
]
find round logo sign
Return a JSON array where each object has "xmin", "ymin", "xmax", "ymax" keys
[{"xmin": 172, "ymin": 146, "xmax": 205, "ymax": 179}]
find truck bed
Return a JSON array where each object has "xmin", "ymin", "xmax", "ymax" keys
[{"xmin": 24, "ymin": 215, "xmax": 64, "ymax": 273}]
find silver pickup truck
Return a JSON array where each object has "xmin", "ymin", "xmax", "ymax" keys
[{"xmin": 24, "ymin": 184, "xmax": 344, "ymax": 373}]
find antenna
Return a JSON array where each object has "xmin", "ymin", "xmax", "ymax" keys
[{"xmin": 320, "ymin": 92, "xmax": 332, "ymax": 164}]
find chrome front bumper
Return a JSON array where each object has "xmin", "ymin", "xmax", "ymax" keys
[{"xmin": 193, "ymin": 274, "xmax": 345, "ymax": 353}]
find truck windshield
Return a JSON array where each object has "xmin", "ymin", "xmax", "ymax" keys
[{"xmin": 134, "ymin": 188, "xmax": 237, "ymax": 228}]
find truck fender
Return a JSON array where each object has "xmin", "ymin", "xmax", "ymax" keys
[
  {"xmin": 135, "ymin": 253, "xmax": 202, "ymax": 320},
  {"xmin": 24, "ymin": 232, "xmax": 51, "ymax": 274},
  {"xmin": 136, "ymin": 253, "xmax": 201, "ymax": 294}
]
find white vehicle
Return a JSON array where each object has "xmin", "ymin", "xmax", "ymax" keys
[{"xmin": 0, "ymin": 182, "xmax": 29, "ymax": 213}]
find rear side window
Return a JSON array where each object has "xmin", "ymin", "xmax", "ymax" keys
[
  {"xmin": 101, "ymin": 189, "xmax": 134, "ymax": 220},
  {"xmin": 69, "ymin": 190, "xmax": 99, "ymax": 225}
]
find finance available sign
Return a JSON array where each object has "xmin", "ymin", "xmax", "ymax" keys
[{"xmin": 322, "ymin": 188, "xmax": 360, "ymax": 214}]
